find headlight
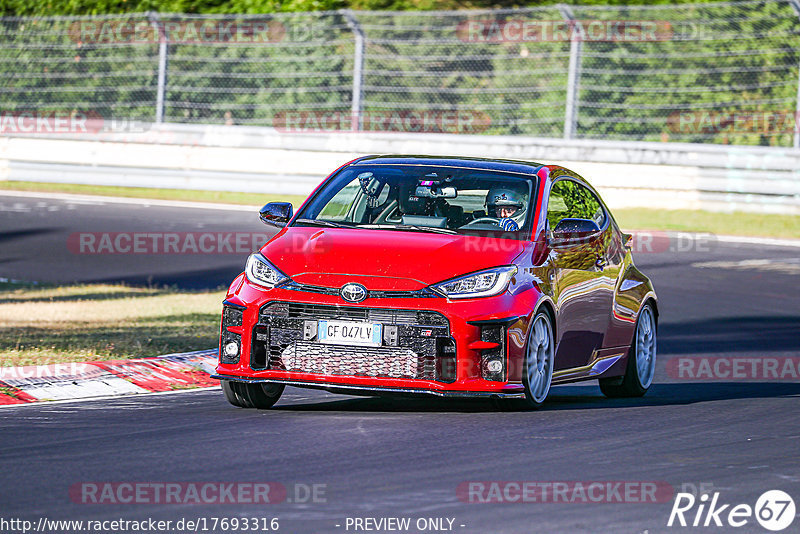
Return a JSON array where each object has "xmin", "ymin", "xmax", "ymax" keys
[
  {"xmin": 431, "ymin": 266, "xmax": 518, "ymax": 299},
  {"xmin": 245, "ymin": 253, "xmax": 289, "ymax": 287}
]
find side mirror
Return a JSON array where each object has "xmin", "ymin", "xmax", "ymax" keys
[
  {"xmin": 548, "ymin": 218, "xmax": 601, "ymax": 247},
  {"xmin": 259, "ymin": 202, "xmax": 293, "ymax": 227}
]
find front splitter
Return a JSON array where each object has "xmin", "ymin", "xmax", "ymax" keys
[{"xmin": 212, "ymin": 374, "xmax": 526, "ymax": 399}]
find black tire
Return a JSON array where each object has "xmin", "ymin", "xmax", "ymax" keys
[
  {"xmin": 231, "ymin": 382, "xmax": 256, "ymax": 408},
  {"xmin": 494, "ymin": 310, "xmax": 555, "ymax": 411},
  {"xmin": 237, "ymin": 382, "xmax": 285, "ymax": 409},
  {"xmin": 600, "ymin": 302, "xmax": 657, "ymax": 398},
  {"xmin": 221, "ymin": 379, "xmax": 247, "ymax": 408}
]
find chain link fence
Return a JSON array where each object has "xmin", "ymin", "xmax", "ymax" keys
[{"xmin": 1, "ymin": 0, "xmax": 800, "ymax": 146}]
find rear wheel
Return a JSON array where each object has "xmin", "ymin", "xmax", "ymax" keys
[{"xmin": 599, "ymin": 302, "xmax": 656, "ymax": 398}]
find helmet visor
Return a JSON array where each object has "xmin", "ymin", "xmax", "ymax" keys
[{"xmin": 490, "ymin": 204, "xmax": 522, "ymax": 218}]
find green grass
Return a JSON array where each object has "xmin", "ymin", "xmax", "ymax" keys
[
  {"xmin": 614, "ymin": 209, "xmax": 800, "ymax": 240},
  {"xmin": 0, "ymin": 283, "xmax": 224, "ymax": 367},
  {"xmin": 1, "ymin": 181, "xmax": 798, "ymax": 238},
  {"xmin": 0, "ymin": 180, "xmax": 307, "ymax": 207}
]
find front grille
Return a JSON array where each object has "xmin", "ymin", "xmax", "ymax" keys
[
  {"xmin": 282, "ymin": 341, "xmax": 435, "ymax": 380},
  {"xmin": 253, "ymin": 301, "xmax": 453, "ymax": 381}
]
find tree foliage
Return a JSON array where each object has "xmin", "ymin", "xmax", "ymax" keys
[{"xmin": 1, "ymin": 1, "xmax": 797, "ymax": 147}]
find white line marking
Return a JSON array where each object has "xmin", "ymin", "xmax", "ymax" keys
[
  {"xmin": 692, "ymin": 258, "xmax": 800, "ymax": 274},
  {"xmin": 0, "ymin": 386, "xmax": 221, "ymax": 410},
  {"xmin": 0, "ymin": 190, "xmax": 261, "ymax": 212},
  {"xmin": 709, "ymin": 234, "xmax": 800, "ymax": 249}
]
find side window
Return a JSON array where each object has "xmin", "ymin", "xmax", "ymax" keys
[
  {"xmin": 318, "ymin": 176, "xmax": 391, "ymax": 223},
  {"xmin": 317, "ymin": 178, "xmax": 362, "ymax": 221},
  {"xmin": 547, "ymin": 179, "xmax": 606, "ymax": 229}
]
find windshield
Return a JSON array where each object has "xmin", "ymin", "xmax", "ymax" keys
[{"xmin": 294, "ymin": 164, "xmax": 536, "ymax": 238}]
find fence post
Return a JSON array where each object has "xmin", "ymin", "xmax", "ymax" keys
[
  {"xmin": 789, "ymin": 0, "xmax": 800, "ymax": 149},
  {"xmin": 558, "ymin": 4, "xmax": 582, "ymax": 140},
  {"xmin": 342, "ymin": 10, "xmax": 365, "ymax": 131},
  {"xmin": 149, "ymin": 12, "xmax": 169, "ymax": 124}
]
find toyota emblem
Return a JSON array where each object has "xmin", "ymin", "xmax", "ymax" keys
[{"xmin": 340, "ymin": 283, "xmax": 368, "ymax": 303}]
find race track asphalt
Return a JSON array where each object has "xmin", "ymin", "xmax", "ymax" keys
[
  {"xmin": 0, "ymin": 193, "xmax": 274, "ymax": 289},
  {"xmin": 1, "ymin": 192, "xmax": 799, "ymax": 533}
]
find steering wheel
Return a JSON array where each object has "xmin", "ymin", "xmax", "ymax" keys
[{"xmin": 461, "ymin": 217, "xmax": 500, "ymax": 228}]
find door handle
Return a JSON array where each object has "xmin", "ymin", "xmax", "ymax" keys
[{"xmin": 595, "ymin": 256, "xmax": 607, "ymax": 269}]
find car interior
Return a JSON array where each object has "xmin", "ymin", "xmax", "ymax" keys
[{"xmin": 306, "ymin": 168, "xmax": 534, "ymax": 233}]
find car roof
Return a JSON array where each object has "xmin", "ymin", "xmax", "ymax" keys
[{"xmin": 351, "ymin": 155, "xmax": 547, "ymax": 176}]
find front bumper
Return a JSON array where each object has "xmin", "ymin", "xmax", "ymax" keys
[{"xmin": 216, "ymin": 276, "xmax": 538, "ymax": 397}]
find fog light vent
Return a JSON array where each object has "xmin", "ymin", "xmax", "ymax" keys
[
  {"xmin": 220, "ymin": 331, "xmax": 241, "ymax": 364},
  {"xmin": 480, "ymin": 325, "xmax": 506, "ymax": 382},
  {"xmin": 250, "ymin": 325, "xmax": 269, "ymax": 370},
  {"xmin": 436, "ymin": 338, "xmax": 456, "ymax": 383},
  {"xmin": 222, "ymin": 306, "xmax": 243, "ymax": 328}
]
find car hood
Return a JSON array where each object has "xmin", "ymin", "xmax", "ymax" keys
[{"xmin": 260, "ymin": 226, "xmax": 528, "ymax": 291}]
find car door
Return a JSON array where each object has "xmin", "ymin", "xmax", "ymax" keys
[{"xmin": 546, "ymin": 178, "xmax": 615, "ymax": 371}]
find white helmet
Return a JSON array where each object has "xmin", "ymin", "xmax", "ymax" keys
[{"xmin": 486, "ymin": 185, "xmax": 527, "ymax": 224}]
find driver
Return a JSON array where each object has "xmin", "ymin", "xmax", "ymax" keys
[{"xmin": 485, "ymin": 185, "xmax": 528, "ymax": 227}]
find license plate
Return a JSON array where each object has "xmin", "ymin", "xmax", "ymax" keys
[{"xmin": 317, "ymin": 320, "xmax": 383, "ymax": 347}]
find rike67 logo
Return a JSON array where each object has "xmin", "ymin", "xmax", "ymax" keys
[{"xmin": 668, "ymin": 490, "xmax": 795, "ymax": 531}]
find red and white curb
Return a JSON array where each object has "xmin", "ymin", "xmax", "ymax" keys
[{"xmin": 0, "ymin": 349, "xmax": 218, "ymax": 405}]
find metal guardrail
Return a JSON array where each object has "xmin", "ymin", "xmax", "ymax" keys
[{"xmin": 2, "ymin": 123, "xmax": 799, "ymax": 214}]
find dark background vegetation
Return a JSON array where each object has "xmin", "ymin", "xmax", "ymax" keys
[
  {"xmin": 1, "ymin": 0, "xmax": 796, "ymax": 148},
  {"xmin": 0, "ymin": 0, "xmax": 731, "ymax": 17}
]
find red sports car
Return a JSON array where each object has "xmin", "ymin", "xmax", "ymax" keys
[{"xmin": 213, "ymin": 156, "xmax": 657, "ymax": 409}]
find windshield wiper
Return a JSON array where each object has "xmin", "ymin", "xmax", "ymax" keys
[
  {"xmin": 294, "ymin": 218, "xmax": 350, "ymax": 228},
  {"xmin": 357, "ymin": 224, "xmax": 457, "ymax": 235}
]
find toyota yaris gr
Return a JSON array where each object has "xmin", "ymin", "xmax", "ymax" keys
[{"xmin": 213, "ymin": 156, "xmax": 657, "ymax": 410}]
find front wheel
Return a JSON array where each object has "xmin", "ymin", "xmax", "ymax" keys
[
  {"xmin": 221, "ymin": 380, "xmax": 285, "ymax": 409},
  {"xmin": 599, "ymin": 302, "xmax": 657, "ymax": 398},
  {"xmin": 522, "ymin": 311, "xmax": 555, "ymax": 408},
  {"xmin": 495, "ymin": 310, "xmax": 555, "ymax": 411},
  {"xmin": 221, "ymin": 379, "xmax": 249, "ymax": 408}
]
